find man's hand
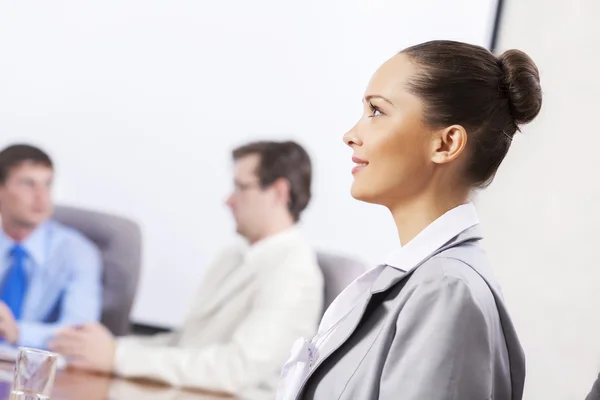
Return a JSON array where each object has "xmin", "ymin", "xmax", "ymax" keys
[
  {"xmin": 48, "ymin": 323, "xmax": 116, "ymax": 374},
  {"xmin": 0, "ymin": 302, "xmax": 19, "ymax": 344}
]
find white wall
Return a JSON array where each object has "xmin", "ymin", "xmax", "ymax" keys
[
  {"xmin": 0, "ymin": 0, "xmax": 497, "ymax": 328},
  {"xmin": 477, "ymin": 0, "xmax": 600, "ymax": 398}
]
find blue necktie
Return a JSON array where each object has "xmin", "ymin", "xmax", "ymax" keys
[{"xmin": 0, "ymin": 244, "xmax": 29, "ymax": 320}]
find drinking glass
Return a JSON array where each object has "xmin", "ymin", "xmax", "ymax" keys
[{"xmin": 10, "ymin": 347, "xmax": 57, "ymax": 400}]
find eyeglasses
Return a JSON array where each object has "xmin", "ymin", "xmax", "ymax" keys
[{"xmin": 233, "ymin": 180, "xmax": 263, "ymax": 194}]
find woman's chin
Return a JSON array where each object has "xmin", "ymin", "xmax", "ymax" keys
[{"xmin": 350, "ymin": 182, "xmax": 378, "ymax": 204}]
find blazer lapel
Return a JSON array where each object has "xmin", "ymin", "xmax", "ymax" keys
[{"xmin": 302, "ymin": 286, "xmax": 376, "ymax": 383}]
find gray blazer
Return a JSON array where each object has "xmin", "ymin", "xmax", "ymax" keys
[{"xmin": 295, "ymin": 226, "xmax": 525, "ymax": 400}]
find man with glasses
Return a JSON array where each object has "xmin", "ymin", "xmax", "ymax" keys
[{"xmin": 51, "ymin": 140, "xmax": 324, "ymax": 400}]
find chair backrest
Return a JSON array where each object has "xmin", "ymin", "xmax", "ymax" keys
[
  {"xmin": 52, "ymin": 205, "xmax": 142, "ymax": 336},
  {"xmin": 316, "ymin": 251, "xmax": 367, "ymax": 311},
  {"xmin": 586, "ymin": 373, "xmax": 600, "ymax": 400}
]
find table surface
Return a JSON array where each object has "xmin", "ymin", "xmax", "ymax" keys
[{"xmin": 0, "ymin": 362, "xmax": 235, "ymax": 400}]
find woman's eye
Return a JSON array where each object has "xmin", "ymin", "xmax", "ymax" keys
[{"xmin": 368, "ymin": 102, "xmax": 382, "ymax": 118}]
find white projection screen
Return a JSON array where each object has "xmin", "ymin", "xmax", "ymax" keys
[{"xmin": 0, "ymin": 0, "xmax": 499, "ymax": 326}]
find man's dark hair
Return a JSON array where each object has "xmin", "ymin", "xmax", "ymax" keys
[
  {"xmin": 232, "ymin": 140, "xmax": 312, "ymax": 222},
  {"xmin": 0, "ymin": 144, "xmax": 53, "ymax": 184}
]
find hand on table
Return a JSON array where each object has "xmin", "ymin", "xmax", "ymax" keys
[
  {"xmin": 48, "ymin": 323, "xmax": 116, "ymax": 374},
  {"xmin": 0, "ymin": 302, "xmax": 19, "ymax": 344}
]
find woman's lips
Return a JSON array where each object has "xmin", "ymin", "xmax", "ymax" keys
[{"xmin": 352, "ymin": 156, "xmax": 368, "ymax": 174}]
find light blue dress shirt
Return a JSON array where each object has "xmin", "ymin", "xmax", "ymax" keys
[{"xmin": 0, "ymin": 220, "xmax": 102, "ymax": 349}]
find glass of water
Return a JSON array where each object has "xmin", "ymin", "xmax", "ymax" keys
[{"xmin": 10, "ymin": 347, "xmax": 58, "ymax": 400}]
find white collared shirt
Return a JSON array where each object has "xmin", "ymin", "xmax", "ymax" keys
[{"xmin": 276, "ymin": 202, "xmax": 480, "ymax": 400}]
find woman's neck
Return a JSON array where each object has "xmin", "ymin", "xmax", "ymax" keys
[{"xmin": 390, "ymin": 190, "xmax": 469, "ymax": 246}]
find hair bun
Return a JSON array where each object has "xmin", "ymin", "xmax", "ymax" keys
[{"xmin": 497, "ymin": 49, "xmax": 542, "ymax": 125}]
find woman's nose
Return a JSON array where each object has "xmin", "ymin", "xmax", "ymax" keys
[{"xmin": 343, "ymin": 123, "xmax": 362, "ymax": 147}]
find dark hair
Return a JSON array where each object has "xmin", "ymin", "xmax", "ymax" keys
[
  {"xmin": 401, "ymin": 40, "xmax": 543, "ymax": 187},
  {"xmin": 232, "ymin": 140, "xmax": 312, "ymax": 221},
  {"xmin": 0, "ymin": 144, "xmax": 53, "ymax": 184}
]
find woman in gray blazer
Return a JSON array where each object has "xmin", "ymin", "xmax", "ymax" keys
[{"xmin": 277, "ymin": 40, "xmax": 543, "ymax": 400}]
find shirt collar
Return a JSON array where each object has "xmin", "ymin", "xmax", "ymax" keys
[
  {"xmin": 244, "ymin": 226, "xmax": 302, "ymax": 262},
  {"xmin": 22, "ymin": 222, "xmax": 49, "ymax": 266},
  {"xmin": 0, "ymin": 221, "xmax": 50, "ymax": 266},
  {"xmin": 383, "ymin": 202, "xmax": 480, "ymax": 271}
]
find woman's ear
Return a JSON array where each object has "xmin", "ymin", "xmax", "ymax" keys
[{"xmin": 430, "ymin": 124, "xmax": 468, "ymax": 165}]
